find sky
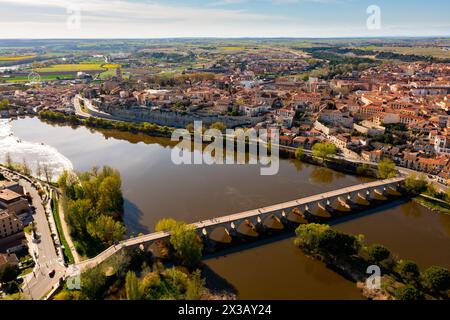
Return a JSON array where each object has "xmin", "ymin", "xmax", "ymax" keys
[{"xmin": 0, "ymin": 0, "xmax": 449, "ymax": 39}]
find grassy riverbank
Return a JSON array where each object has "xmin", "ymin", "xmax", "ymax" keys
[
  {"xmin": 414, "ymin": 195, "xmax": 450, "ymax": 215},
  {"xmin": 50, "ymin": 195, "xmax": 75, "ymax": 264}
]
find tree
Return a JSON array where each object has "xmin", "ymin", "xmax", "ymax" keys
[
  {"xmin": 186, "ymin": 269, "xmax": 205, "ymax": 300},
  {"xmin": 377, "ymin": 159, "xmax": 397, "ymax": 179},
  {"xmin": 97, "ymin": 174, "xmax": 124, "ymax": 219},
  {"xmin": 125, "ymin": 271, "xmax": 143, "ymax": 300},
  {"xmin": 366, "ymin": 244, "xmax": 391, "ymax": 264},
  {"xmin": 36, "ymin": 161, "xmax": 43, "ymax": 179},
  {"xmin": 395, "ymin": 285, "xmax": 423, "ymax": 300},
  {"xmin": 404, "ymin": 173, "xmax": 429, "ymax": 195},
  {"xmin": 356, "ymin": 164, "xmax": 372, "ymax": 177},
  {"xmin": 155, "ymin": 218, "xmax": 178, "ymax": 232},
  {"xmin": 4, "ymin": 152, "xmax": 13, "ymax": 169},
  {"xmin": 210, "ymin": 122, "xmax": 226, "ymax": 133},
  {"xmin": 312, "ymin": 143, "xmax": 337, "ymax": 161},
  {"xmin": 421, "ymin": 266, "xmax": 450, "ymax": 294},
  {"xmin": 395, "ymin": 260, "xmax": 420, "ymax": 283},
  {"xmin": 87, "ymin": 215, "xmax": 126, "ymax": 245},
  {"xmin": 42, "ymin": 163, "xmax": 53, "ymax": 183},
  {"xmin": 67, "ymin": 199, "xmax": 96, "ymax": 237},
  {"xmin": 0, "ymin": 263, "xmax": 19, "ymax": 284},
  {"xmin": 170, "ymin": 223, "xmax": 203, "ymax": 267},
  {"xmin": 81, "ymin": 267, "xmax": 107, "ymax": 300},
  {"xmin": 21, "ymin": 158, "xmax": 32, "ymax": 176},
  {"xmin": 295, "ymin": 147, "xmax": 305, "ymax": 161},
  {"xmin": 295, "ymin": 224, "xmax": 361, "ymax": 258},
  {"xmin": 186, "ymin": 123, "xmax": 194, "ymax": 133}
]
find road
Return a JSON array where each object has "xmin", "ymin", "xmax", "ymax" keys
[
  {"xmin": 73, "ymin": 95, "xmax": 91, "ymax": 118},
  {"xmin": 19, "ymin": 179, "xmax": 65, "ymax": 300},
  {"xmin": 1, "ymin": 168, "xmax": 65, "ymax": 299}
]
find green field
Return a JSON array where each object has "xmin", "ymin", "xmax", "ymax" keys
[{"xmin": 2, "ymin": 74, "xmax": 73, "ymax": 83}]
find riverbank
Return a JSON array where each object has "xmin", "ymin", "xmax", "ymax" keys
[
  {"xmin": 414, "ymin": 194, "xmax": 450, "ymax": 215},
  {"xmin": 39, "ymin": 110, "xmax": 173, "ymax": 138},
  {"xmin": 294, "ymin": 224, "xmax": 450, "ymax": 300}
]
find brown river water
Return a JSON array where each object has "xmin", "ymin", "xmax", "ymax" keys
[{"xmin": 6, "ymin": 117, "xmax": 450, "ymax": 299}]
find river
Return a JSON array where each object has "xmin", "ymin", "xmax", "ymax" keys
[{"xmin": 1, "ymin": 117, "xmax": 449, "ymax": 299}]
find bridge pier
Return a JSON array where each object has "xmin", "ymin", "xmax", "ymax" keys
[{"xmin": 286, "ymin": 208, "xmax": 309, "ymax": 224}]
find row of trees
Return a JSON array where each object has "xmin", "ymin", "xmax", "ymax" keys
[
  {"xmin": 54, "ymin": 248, "xmax": 206, "ymax": 300},
  {"xmin": 294, "ymin": 224, "xmax": 450, "ymax": 300},
  {"xmin": 39, "ymin": 110, "xmax": 172, "ymax": 137},
  {"xmin": 3, "ymin": 152, "xmax": 54, "ymax": 182},
  {"xmin": 58, "ymin": 166, "xmax": 126, "ymax": 257}
]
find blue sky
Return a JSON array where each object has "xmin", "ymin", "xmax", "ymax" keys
[{"xmin": 0, "ymin": 0, "xmax": 449, "ymax": 38}]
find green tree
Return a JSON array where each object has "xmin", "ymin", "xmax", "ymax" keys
[
  {"xmin": 210, "ymin": 122, "xmax": 226, "ymax": 133},
  {"xmin": 395, "ymin": 285, "xmax": 423, "ymax": 300},
  {"xmin": 155, "ymin": 218, "xmax": 179, "ymax": 232},
  {"xmin": 395, "ymin": 260, "xmax": 420, "ymax": 284},
  {"xmin": 295, "ymin": 224, "xmax": 361, "ymax": 258},
  {"xmin": 366, "ymin": 244, "xmax": 391, "ymax": 264},
  {"xmin": 186, "ymin": 269, "xmax": 205, "ymax": 300},
  {"xmin": 81, "ymin": 267, "xmax": 107, "ymax": 300},
  {"xmin": 356, "ymin": 164, "xmax": 372, "ymax": 177},
  {"xmin": 87, "ymin": 215, "xmax": 126, "ymax": 245},
  {"xmin": 404, "ymin": 173, "xmax": 429, "ymax": 195},
  {"xmin": 0, "ymin": 263, "xmax": 19, "ymax": 284},
  {"xmin": 295, "ymin": 147, "xmax": 305, "ymax": 161},
  {"xmin": 377, "ymin": 159, "xmax": 397, "ymax": 179},
  {"xmin": 421, "ymin": 266, "xmax": 450, "ymax": 294},
  {"xmin": 97, "ymin": 174, "xmax": 124, "ymax": 219},
  {"xmin": 67, "ymin": 199, "xmax": 96, "ymax": 237},
  {"xmin": 312, "ymin": 143, "xmax": 337, "ymax": 161},
  {"xmin": 125, "ymin": 271, "xmax": 143, "ymax": 300},
  {"xmin": 170, "ymin": 223, "xmax": 203, "ymax": 267}
]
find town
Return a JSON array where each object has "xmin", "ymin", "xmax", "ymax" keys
[
  {"xmin": 1, "ymin": 38, "xmax": 450, "ymax": 302},
  {"xmin": 1, "ymin": 40, "xmax": 450, "ymax": 184}
]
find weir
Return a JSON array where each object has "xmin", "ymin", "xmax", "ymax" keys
[{"xmin": 75, "ymin": 177, "xmax": 405, "ymax": 272}]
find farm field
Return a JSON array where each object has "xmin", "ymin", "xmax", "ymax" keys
[
  {"xmin": 1, "ymin": 74, "xmax": 73, "ymax": 83},
  {"xmin": 361, "ymin": 46, "xmax": 450, "ymax": 59},
  {"xmin": 0, "ymin": 55, "xmax": 36, "ymax": 61},
  {"xmin": 35, "ymin": 63, "xmax": 119, "ymax": 73}
]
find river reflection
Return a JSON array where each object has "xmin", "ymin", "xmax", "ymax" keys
[{"xmin": 8, "ymin": 117, "xmax": 450, "ymax": 299}]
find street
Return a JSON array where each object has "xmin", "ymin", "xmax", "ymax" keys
[{"xmin": 1, "ymin": 169, "xmax": 66, "ymax": 299}]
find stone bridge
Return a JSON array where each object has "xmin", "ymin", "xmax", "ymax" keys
[{"xmin": 75, "ymin": 177, "xmax": 404, "ymax": 272}]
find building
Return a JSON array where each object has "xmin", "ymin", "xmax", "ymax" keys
[
  {"xmin": 0, "ymin": 189, "xmax": 30, "ymax": 218},
  {"xmin": 0, "ymin": 252, "xmax": 19, "ymax": 267},
  {"xmin": 0, "ymin": 210, "xmax": 23, "ymax": 239},
  {"xmin": 362, "ymin": 150, "xmax": 383, "ymax": 163},
  {"xmin": 353, "ymin": 121, "xmax": 386, "ymax": 136}
]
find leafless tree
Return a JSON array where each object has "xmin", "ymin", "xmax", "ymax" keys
[
  {"xmin": 42, "ymin": 163, "xmax": 53, "ymax": 183},
  {"xmin": 4, "ymin": 152, "xmax": 13, "ymax": 168},
  {"xmin": 36, "ymin": 161, "xmax": 42, "ymax": 179}
]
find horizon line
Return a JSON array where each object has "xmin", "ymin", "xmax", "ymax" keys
[{"xmin": 1, "ymin": 36, "xmax": 450, "ymax": 41}]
